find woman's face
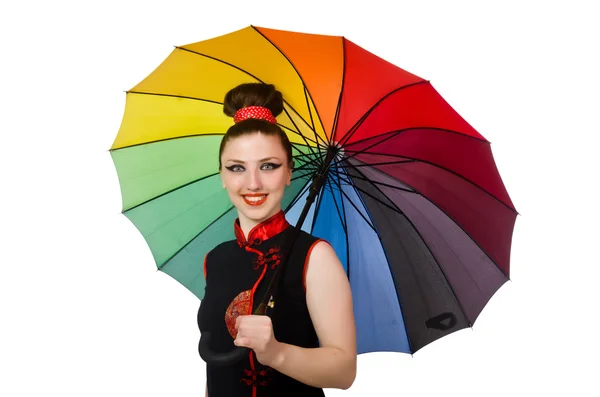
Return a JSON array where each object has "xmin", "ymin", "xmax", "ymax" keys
[{"xmin": 220, "ymin": 132, "xmax": 292, "ymax": 229}]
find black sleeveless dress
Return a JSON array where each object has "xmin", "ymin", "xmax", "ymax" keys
[{"xmin": 197, "ymin": 211, "xmax": 327, "ymax": 397}]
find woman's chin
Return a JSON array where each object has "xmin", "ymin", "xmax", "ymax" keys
[{"xmin": 239, "ymin": 205, "xmax": 279, "ymax": 224}]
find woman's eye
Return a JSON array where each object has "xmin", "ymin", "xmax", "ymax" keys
[
  {"xmin": 225, "ymin": 165, "xmax": 245, "ymax": 172},
  {"xmin": 261, "ymin": 163, "xmax": 282, "ymax": 171}
]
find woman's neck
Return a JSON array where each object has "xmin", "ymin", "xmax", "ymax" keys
[
  {"xmin": 238, "ymin": 219, "xmax": 257, "ymax": 241},
  {"xmin": 236, "ymin": 209, "xmax": 284, "ymax": 241}
]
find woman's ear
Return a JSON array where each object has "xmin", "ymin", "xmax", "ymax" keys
[
  {"xmin": 289, "ymin": 161, "xmax": 295, "ymax": 185},
  {"xmin": 286, "ymin": 163, "xmax": 293, "ymax": 186}
]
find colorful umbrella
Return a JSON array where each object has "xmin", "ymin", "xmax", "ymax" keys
[{"xmin": 110, "ymin": 26, "xmax": 517, "ymax": 355}]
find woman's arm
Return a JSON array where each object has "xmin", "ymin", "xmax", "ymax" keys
[
  {"xmin": 269, "ymin": 241, "xmax": 357, "ymax": 389},
  {"xmin": 205, "ymin": 384, "xmax": 208, "ymax": 397}
]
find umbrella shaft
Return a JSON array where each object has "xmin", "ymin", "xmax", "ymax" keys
[
  {"xmin": 295, "ymin": 147, "xmax": 337, "ymax": 229},
  {"xmin": 257, "ymin": 146, "xmax": 337, "ymax": 314}
]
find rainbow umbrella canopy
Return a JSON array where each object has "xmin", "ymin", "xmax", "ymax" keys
[{"xmin": 110, "ymin": 26, "xmax": 517, "ymax": 354}]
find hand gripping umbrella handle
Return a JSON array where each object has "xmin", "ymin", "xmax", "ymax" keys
[{"xmin": 199, "ymin": 302, "xmax": 270, "ymax": 366}]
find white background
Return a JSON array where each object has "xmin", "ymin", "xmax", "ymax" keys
[{"xmin": 1, "ymin": 0, "xmax": 599, "ymax": 396}]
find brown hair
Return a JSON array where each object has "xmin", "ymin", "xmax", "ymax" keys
[{"xmin": 219, "ymin": 83, "xmax": 293, "ymax": 169}]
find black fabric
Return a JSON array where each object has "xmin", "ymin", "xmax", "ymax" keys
[{"xmin": 198, "ymin": 225, "xmax": 326, "ymax": 397}]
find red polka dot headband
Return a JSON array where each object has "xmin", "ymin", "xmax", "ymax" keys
[{"xmin": 233, "ymin": 106, "xmax": 277, "ymax": 124}]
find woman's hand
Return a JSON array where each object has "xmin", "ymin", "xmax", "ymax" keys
[{"xmin": 234, "ymin": 314, "xmax": 283, "ymax": 367}]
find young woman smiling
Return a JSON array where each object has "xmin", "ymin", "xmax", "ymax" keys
[{"xmin": 197, "ymin": 83, "xmax": 357, "ymax": 397}]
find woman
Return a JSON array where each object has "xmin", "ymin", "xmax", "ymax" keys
[{"xmin": 198, "ymin": 83, "xmax": 357, "ymax": 396}]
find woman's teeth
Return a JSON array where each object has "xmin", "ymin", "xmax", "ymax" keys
[{"xmin": 243, "ymin": 195, "xmax": 268, "ymax": 206}]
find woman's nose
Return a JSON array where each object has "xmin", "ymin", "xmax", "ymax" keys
[{"xmin": 246, "ymin": 169, "xmax": 262, "ymax": 190}]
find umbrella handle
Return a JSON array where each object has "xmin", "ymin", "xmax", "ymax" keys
[
  {"xmin": 198, "ymin": 330, "xmax": 250, "ymax": 366},
  {"xmin": 199, "ymin": 303, "xmax": 270, "ymax": 366}
]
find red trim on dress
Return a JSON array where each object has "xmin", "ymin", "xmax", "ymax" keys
[
  {"xmin": 234, "ymin": 210, "xmax": 289, "ymax": 248},
  {"xmin": 228, "ymin": 211, "xmax": 289, "ymax": 393},
  {"xmin": 203, "ymin": 252, "xmax": 209, "ymax": 280},
  {"xmin": 250, "ymin": 351, "xmax": 257, "ymax": 397},
  {"xmin": 250, "ymin": 262, "xmax": 269, "ymax": 312}
]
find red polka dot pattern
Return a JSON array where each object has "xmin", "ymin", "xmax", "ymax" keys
[{"xmin": 233, "ymin": 106, "xmax": 278, "ymax": 124}]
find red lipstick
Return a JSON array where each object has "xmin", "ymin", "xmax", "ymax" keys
[{"xmin": 242, "ymin": 193, "xmax": 268, "ymax": 206}]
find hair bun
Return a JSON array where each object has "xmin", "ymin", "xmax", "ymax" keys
[{"xmin": 223, "ymin": 83, "xmax": 284, "ymax": 119}]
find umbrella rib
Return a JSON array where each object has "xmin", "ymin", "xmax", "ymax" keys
[
  {"xmin": 342, "ymin": 156, "xmax": 510, "ymax": 279},
  {"xmin": 122, "ymin": 90, "xmax": 321, "ymax": 150},
  {"xmin": 343, "ymin": 159, "xmax": 416, "ymax": 168},
  {"xmin": 324, "ymin": 174, "xmax": 348, "ymax": 230},
  {"xmin": 158, "ymin": 205, "xmax": 235, "ymax": 271},
  {"xmin": 122, "ymin": 171, "xmax": 220, "ymax": 213},
  {"xmin": 303, "ymin": 85, "xmax": 317, "ymax": 142},
  {"xmin": 336, "ymin": 80, "xmax": 429, "ymax": 147},
  {"xmin": 285, "ymin": 179, "xmax": 313, "ymax": 212},
  {"xmin": 333, "ymin": 169, "xmax": 416, "ymax": 194},
  {"xmin": 340, "ymin": 161, "xmax": 474, "ymax": 326},
  {"xmin": 329, "ymin": 38, "xmax": 348, "ymax": 145},
  {"xmin": 293, "ymin": 151, "xmax": 324, "ymax": 161},
  {"xmin": 294, "ymin": 162, "xmax": 321, "ymax": 174},
  {"xmin": 308, "ymin": 174, "xmax": 329, "ymax": 234},
  {"xmin": 126, "ymin": 90, "xmax": 223, "ymax": 104},
  {"xmin": 303, "ymin": 84, "xmax": 329, "ymax": 148},
  {"xmin": 292, "ymin": 155, "xmax": 323, "ymax": 174},
  {"xmin": 291, "ymin": 170, "xmax": 318, "ymax": 183},
  {"xmin": 343, "ymin": 147, "xmax": 517, "ymax": 214},
  {"xmin": 328, "ymin": 168, "xmax": 407, "ymax": 219},
  {"xmin": 175, "ymin": 46, "xmax": 316, "ymax": 132},
  {"xmin": 279, "ymin": 107, "xmax": 322, "ymax": 158},
  {"xmin": 251, "ymin": 26, "xmax": 330, "ymax": 148},
  {"xmin": 338, "ymin": 181, "xmax": 351, "ymax": 280},
  {"xmin": 291, "ymin": 165, "xmax": 321, "ymax": 182},
  {"xmin": 344, "ymin": 127, "xmax": 490, "ymax": 151},
  {"xmin": 326, "ymin": 170, "xmax": 378, "ymax": 232},
  {"xmin": 337, "ymin": 175, "xmax": 351, "ymax": 281},
  {"xmin": 281, "ymin": 125, "xmax": 321, "ymax": 148},
  {"xmin": 109, "ymin": 132, "xmax": 224, "ymax": 152},
  {"xmin": 280, "ymin": 105, "xmax": 326, "ymax": 161},
  {"xmin": 341, "ymin": 129, "xmax": 403, "ymax": 163},
  {"xmin": 302, "ymin": 82, "xmax": 317, "ymax": 131},
  {"xmin": 291, "ymin": 146, "xmax": 327, "ymax": 165},
  {"xmin": 290, "ymin": 158, "xmax": 322, "ymax": 183},
  {"xmin": 291, "ymin": 149, "xmax": 322, "ymax": 169},
  {"xmin": 292, "ymin": 157, "xmax": 317, "ymax": 171}
]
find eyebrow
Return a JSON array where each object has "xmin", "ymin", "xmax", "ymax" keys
[{"xmin": 226, "ymin": 157, "xmax": 280, "ymax": 164}]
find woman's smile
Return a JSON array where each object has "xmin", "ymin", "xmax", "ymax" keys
[{"xmin": 242, "ymin": 193, "xmax": 269, "ymax": 206}]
